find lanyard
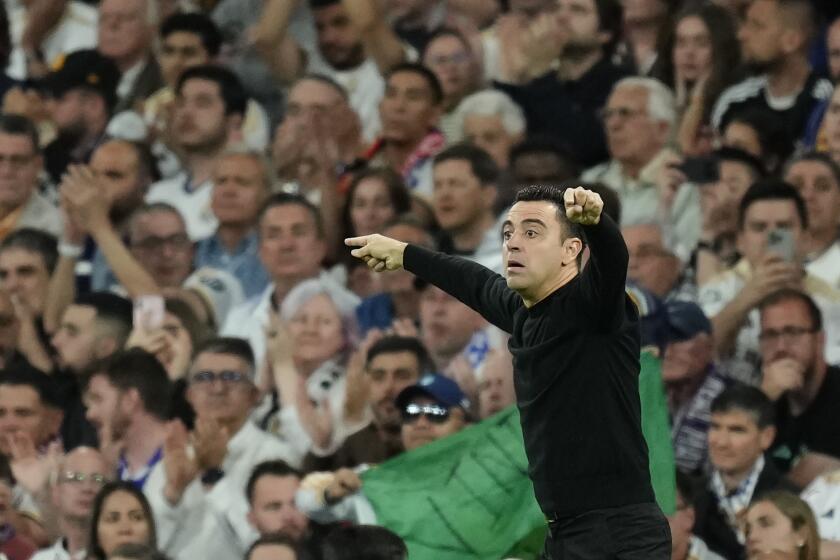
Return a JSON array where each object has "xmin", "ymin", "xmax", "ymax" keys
[{"xmin": 118, "ymin": 447, "xmax": 163, "ymax": 490}]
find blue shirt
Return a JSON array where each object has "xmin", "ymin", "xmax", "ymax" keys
[{"xmin": 194, "ymin": 231, "xmax": 269, "ymax": 298}]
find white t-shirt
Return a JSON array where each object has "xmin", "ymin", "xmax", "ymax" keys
[
  {"xmin": 7, "ymin": 1, "xmax": 97, "ymax": 80},
  {"xmin": 806, "ymin": 241, "xmax": 840, "ymax": 290},
  {"xmin": 802, "ymin": 471, "xmax": 840, "ymax": 540},
  {"xmin": 146, "ymin": 173, "xmax": 217, "ymax": 241}
]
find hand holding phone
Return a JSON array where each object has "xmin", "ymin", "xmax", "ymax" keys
[{"xmin": 133, "ymin": 295, "xmax": 165, "ymax": 331}]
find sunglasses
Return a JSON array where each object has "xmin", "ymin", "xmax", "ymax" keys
[
  {"xmin": 401, "ymin": 403, "xmax": 450, "ymax": 424},
  {"xmin": 190, "ymin": 370, "xmax": 249, "ymax": 385}
]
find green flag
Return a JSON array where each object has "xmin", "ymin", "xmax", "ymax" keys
[{"xmin": 361, "ymin": 352, "xmax": 676, "ymax": 559}]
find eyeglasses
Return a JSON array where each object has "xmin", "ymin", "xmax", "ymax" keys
[
  {"xmin": 401, "ymin": 403, "xmax": 450, "ymax": 424},
  {"xmin": 758, "ymin": 326, "xmax": 817, "ymax": 345},
  {"xmin": 131, "ymin": 233, "xmax": 191, "ymax": 252},
  {"xmin": 58, "ymin": 471, "xmax": 108, "ymax": 486},
  {"xmin": 190, "ymin": 370, "xmax": 250, "ymax": 385},
  {"xmin": 599, "ymin": 107, "xmax": 645, "ymax": 122}
]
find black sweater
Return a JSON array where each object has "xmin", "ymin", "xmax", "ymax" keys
[{"xmin": 403, "ymin": 215, "xmax": 655, "ymax": 517}]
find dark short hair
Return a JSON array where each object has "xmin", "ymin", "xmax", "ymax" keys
[
  {"xmin": 102, "ymin": 349, "xmax": 172, "ymax": 421},
  {"xmin": 716, "ymin": 146, "xmax": 766, "ymax": 180},
  {"xmin": 366, "ymin": 336, "xmax": 432, "ymax": 374},
  {"xmin": 433, "ymin": 143, "xmax": 500, "ymax": 186},
  {"xmin": 385, "ymin": 63, "xmax": 444, "ymax": 106},
  {"xmin": 737, "ymin": 179, "xmax": 808, "ymax": 231},
  {"xmin": 784, "ymin": 151, "xmax": 840, "ymax": 191},
  {"xmin": 508, "ymin": 136, "xmax": 579, "ymax": 180},
  {"xmin": 245, "ymin": 460, "xmax": 302, "ymax": 504},
  {"xmin": 759, "ymin": 288, "xmax": 823, "ymax": 332},
  {"xmin": 710, "ymin": 384, "xmax": 775, "ymax": 429},
  {"xmin": 245, "ymin": 534, "xmax": 300, "ymax": 560},
  {"xmin": 322, "ymin": 525, "xmax": 408, "ymax": 560},
  {"xmin": 258, "ymin": 192, "xmax": 324, "ymax": 238},
  {"xmin": 176, "ymin": 64, "xmax": 247, "ymax": 117},
  {"xmin": 0, "ymin": 114, "xmax": 40, "ymax": 154},
  {"xmin": 89, "ymin": 482, "xmax": 157, "ymax": 560},
  {"xmin": 514, "ymin": 184, "xmax": 586, "ymax": 245},
  {"xmin": 723, "ymin": 109, "xmax": 794, "ymax": 173},
  {"xmin": 194, "ymin": 337, "xmax": 255, "ymax": 372},
  {"xmin": 0, "ymin": 228, "xmax": 58, "ymax": 274},
  {"xmin": 0, "ymin": 364, "xmax": 60, "ymax": 408},
  {"xmin": 74, "ymin": 292, "xmax": 134, "ymax": 344},
  {"xmin": 594, "ymin": 0, "xmax": 624, "ymax": 55},
  {"xmin": 160, "ymin": 12, "xmax": 222, "ymax": 57}
]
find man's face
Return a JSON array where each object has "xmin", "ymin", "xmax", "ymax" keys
[
  {"xmin": 173, "ymin": 78, "xmax": 230, "ymax": 153},
  {"xmin": 186, "ymin": 352, "xmax": 256, "ymax": 427},
  {"xmin": 247, "ymin": 475, "xmax": 309, "ymax": 541},
  {"xmin": 314, "ymin": 4, "xmax": 365, "ymax": 70},
  {"xmin": 622, "ymin": 223, "xmax": 681, "ymax": 298},
  {"xmin": 463, "ymin": 114, "xmax": 520, "ymax": 169},
  {"xmin": 367, "ymin": 351, "xmax": 422, "ymax": 431},
  {"xmin": 662, "ymin": 333, "xmax": 713, "ymax": 384},
  {"xmin": 49, "ymin": 90, "xmax": 88, "ymax": 137},
  {"xmin": 673, "ymin": 15, "xmax": 713, "ymax": 83},
  {"xmin": 0, "ymin": 294, "xmax": 17, "ymax": 368},
  {"xmin": 423, "ymin": 36, "xmax": 475, "ymax": 105},
  {"xmin": 738, "ymin": 0, "xmax": 787, "ymax": 71},
  {"xmin": 759, "ymin": 298, "xmax": 823, "ymax": 380},
  {"xmin": 98, "ymin": 0, "xmax": 152, "ymax": 63},
  {"xmin": 401, "ymin": 396, "xmax": 466, "ymax": 451},
  {"xmin": 785, "ymin": 160, "xmax": 840, "ymax": 236},
  {"xmin": 555, "ymin": 0, "xmax": 604, "ymax": 54},
  {"xmin": 90, "ymin": 141, "xmax": 147, "ymax": 221},
  {"xmin": 708, "ymin": 409, "xmax": 774, "ymax": 476},
  {"xmin": 828, "ymin": 20, "xmax": 840, "ymax": 82},
  {"xmin": 51, "ymin": 304, "xmax": 99, "ymax": 373},
  {"xmin": 824, "ymin": 90, "xmax": 840, "ymax": 155},
  {"xmin": 0, "ymin": 384, "xmax": 45, "ymax": 455},
  {"xmin": 84, "ymin": 374, "xmax": 131, "ymax": 443},
  {"xmin": 511, "ymin": 152, "xmax": 573, "ymax": 186},
  {"xmin": 0, "ymin": 248, "xmax": 50, "ymax": 315},
  {"xmin": 419, "ymin": 286, "xmax": 484, "ymax": 362},
  {"xmin": 258, "ymin": 204, "xmax": 326, "ymax": 284},
  {"xmin": 128, "ymin": 210, "xmax": 194, "ymax": 289},
  {"xmin": 212, "ymin": 155, "xmax": 267, "ymax": 227},
  {"xmin": 282, "ymin": 79, "xmax": 349, "ymax": 135},
  {"xmin": 249, "ymin": 545, "xmax": 297, "ymax": 560},
  {"xmin": 432, "ymin": 158, "xmax": 493, "ymax": 234},
  {"xmin": 478, "ymin": 350, "xmax": 516, "ymax": 419},
  {"xmin": 0, "ymin": 133, "xmax": 40, "ymax": 210},
  {"xmin": 54, "ymin": 449, "xmax": 109, "ymax": 521},
  {"xmin": 604, "ymin": 85, "xmax": 667, "ymax": 169},
  {"xmin": 379, "ymin": 71, "xmax": 441, "ymax": 144},
  {"xmin": 160, "ymin": 31, "xmax": 211, "ymax": 88},
  {"xmin": 501, "ymin": 201, "xmax": 571, "ymax": 300},
  {"xmin": 722, "ymin": 121, "xmax": 763, "ymax": 158},
  {"xmin": 718, "ymin": 160, "xmax": 756, "ymax": 206},
  {"xmin": 737, "ymin": 200, "xmax": 803, "ymax": 267}
]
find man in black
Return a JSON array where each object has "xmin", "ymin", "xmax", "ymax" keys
[
  {"xmin": 346, "ymin": 185, "xmax": 670, "ymax": 558},
  {"xmin": 758, "ymin": 288, "xmax": 840, "ymax": 488}
]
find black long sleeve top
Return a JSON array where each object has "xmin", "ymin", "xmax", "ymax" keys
[{"xmin": 403, "ymin": 214, "xmax": 655, "ymax": 517}]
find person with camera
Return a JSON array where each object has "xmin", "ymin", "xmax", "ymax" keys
[{"xmin": 698, "ymin": 181, "xmax": 840, "ymax": 387}]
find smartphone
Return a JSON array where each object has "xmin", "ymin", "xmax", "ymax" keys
[
  {"xmin": 133, "ymin": 295, "xmax": 165, "ymax": 331},
  {"xmin": 678, "ymin": 157, "xmax": 719, "ymax": 185},
  {"xmin": 766, "ymin": 228, "xmax": 795, "ymax": 262}
]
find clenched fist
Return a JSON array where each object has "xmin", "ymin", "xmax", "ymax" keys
[{"xmin": 564, "ymin": 187, "xmax": 603, "ymax": 225}]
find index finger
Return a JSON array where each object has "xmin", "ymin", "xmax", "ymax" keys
[{"xmin": 345, "ymin": 236, "xmax": 370, "ymax": 247}]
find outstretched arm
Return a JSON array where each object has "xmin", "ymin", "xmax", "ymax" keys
[{"xmin": 345, "ymin": 235, "xmax": 520, "ymax": 332}]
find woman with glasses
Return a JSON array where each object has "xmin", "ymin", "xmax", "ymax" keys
[{"xmin": 87, "ymin": 482, "xmax": 156, "ymax": 560}]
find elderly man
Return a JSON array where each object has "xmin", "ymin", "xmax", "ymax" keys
[
  {"xmin": 455, "ymin": 90, "xmax": 526, "ymax": 170},
  {"xmin": 623, "ymin": 220, "xmax": 695, "ymax": 302},
  {"xmin": 583, "ymin": 77, "xmax": 700, "ymax": 254}
]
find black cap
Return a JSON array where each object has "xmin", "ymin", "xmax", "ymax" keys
[{"xmin": 41, "ymin": 49, "xmax": 121, "ymax": 110}]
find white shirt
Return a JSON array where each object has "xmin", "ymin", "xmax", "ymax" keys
[
  {"xmin": 699, "ymin": 259, "xmax": 840, "ymax": 384},
  {"xmin": 30, "ymin": 539, "xmax": 85, "ymax": 560},
  {"xmin": 146, "ymin": 173, "xmax": 217, "ymax": 241},
  {"xmin": 117, "ymin": 59, "xmax": 146, "ymax": 103},
  {"xmin": 806, "ymin": 241, "xmax": 840, "ymax": 290},
  {"xmin": 7, "ymin": 1, "xmax": 97, "ymax": 80},
  {"xmin": 153, "ymin": 421, "xmax": 297, "ymax": 558},
  {"xmin": 801, "ymin": 470, "xmax": 840, "ymax": 540}
]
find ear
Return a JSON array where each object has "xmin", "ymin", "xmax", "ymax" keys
[
  {"xmin": 759, "ymin": 424, "xmax": 776, "ymax": 451},
  {"xmin": 226, "ymin": 113, "xmax": 244, "ymax": 141},
  {"xmin": 122, "ymin": 388, "xmax": 141, "ymax": 414},
  {"xmin": 482, "ymin": 184, "xmax": 498, "ymax": 211},
  {"xmin": 562, "ymin": 237, "xmax": 584, "ymax": 267},
  {"xmin": 779, "ymin": 28, "xmax": 804, "ymax": 55},
  {"xmin": 94, "ymin": 337, "xmax": 118, "ymax": 360},
  {"xmin": 597, "ymin": 29, "xmax": 612, "ymax": 48},
  {"xmin": 815, "ymin": 330, "xmax": 826, "ymax": 362}
]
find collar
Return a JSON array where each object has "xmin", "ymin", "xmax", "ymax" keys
[
  {"xmin": 602, "ymin": 149, "xmax": 673, "ymax": 190},
  {"xmin": 118, "ymin": 58, "xmax": 147, "ymax": 100},
  {"xmin": 711, "ymin": 455, "xmax": 765, "ymax": 542},
  {"xmin": 207, "ymin": 229, "xmax": 258, "ymax": 256}
]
